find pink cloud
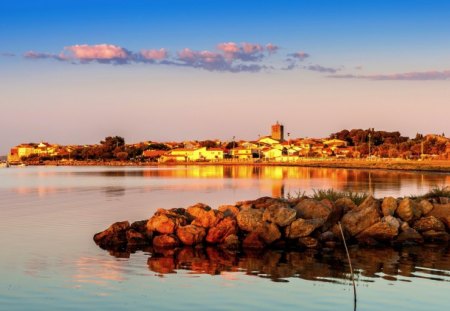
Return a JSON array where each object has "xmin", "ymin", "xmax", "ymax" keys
[
  {"xmin": 242, "ymin": 42, "xmax": 263, "ymax": 54},
  {"xmin": 140, "ymin": 48, "xmax": 168, "ymax": 60},
  {"xmin": 65, "ymin": 44, "xmax": 129, "ymax": 60},
  {"xmin": 217, "ymin": 42, "xmax": 240, "ymax": 54},
  {"xmin": 266, "ymin": 43, "xmax": 279, "ymax": 54},
  {"xmin": 329, "ymin": 70, "xmax": 450, "ymax": 81},
  {"xmin": 291, "ymin": 51, "xmax": 310, "ymax": 60}
]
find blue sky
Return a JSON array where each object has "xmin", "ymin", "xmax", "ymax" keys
[{"xmin": 1, "ymin": 0, "xmax": 450, "ymax": 153}]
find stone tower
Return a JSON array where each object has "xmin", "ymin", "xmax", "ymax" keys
[{"xmin": 271, "ymin": 121, "xmax": 284, "ymax": 141}]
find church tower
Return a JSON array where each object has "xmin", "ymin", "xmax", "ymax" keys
[{"xmin": 271, "ymin": 121, "xmax": 284, "ymax": 141}]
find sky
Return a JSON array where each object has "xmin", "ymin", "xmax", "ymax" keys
[{"xmin": 1, "ymin": 0, "xmax": 450, "ymax": 154}]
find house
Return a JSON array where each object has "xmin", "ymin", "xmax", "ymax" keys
[
  {"xmin": 262, "ymin": 148, "xmax": 283, "ymax": 160},
  {"xmin": 231, "ymin": 147, "xmax": 253, "ymax": 160},
  {"xmin": 159, "ymin": 147, "xmax": 224, "ymax": 162},
  {"xmin": 258, "ymin": 136, "xmax": 280, "ymax": 146}
]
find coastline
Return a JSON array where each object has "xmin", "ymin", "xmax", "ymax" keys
[{"xmin": 19, "ymin": 158, "xmax": 450, "ymax": 173}]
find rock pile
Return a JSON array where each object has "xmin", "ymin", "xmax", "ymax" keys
[{"xmin": 94, "ymin": 196, "xmax": 450, "ymax": 251}]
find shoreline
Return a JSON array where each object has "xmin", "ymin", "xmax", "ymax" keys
[{"xmin": 17, "ymin": 159, "xmax": 450, "ymax": 173}]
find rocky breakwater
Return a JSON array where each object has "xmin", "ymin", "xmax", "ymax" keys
[{"xmin": 93, "ymin": 195, "xmax": 450, "ymax": 252}]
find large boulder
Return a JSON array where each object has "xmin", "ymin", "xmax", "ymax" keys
[
  {"xmin": 126, "ymin": 229, "xmax": 149, "ymax": 246},
  {"xmin": 356, "ymin": 216, "xmax": 399, "ymax": 242},
  {"xmin": 413, "ymin": 216, "xmax": 446, "ymax": 232},
  {"xmin": 427, "ymin": 203, "xmax": 450, "ymax": 229},
  {"xmin": 285, "ymin": 218, "xmax": 325, "ymax": 239},
  {"xmin": 421, "ymin": 230, "xmax": 449, "ymax": 242},
  {"xmin": 242, "ymin": 232, "xmax": 265, "ymax": 249},
  {"xmin": 341, "ymin": 198, "xmax": 381, "ymax": 237},
  {"xmin": 395, "ymin": 227, "xmax": 424, "ymax": 245},
  {"xmin": 176, "ymin": 225, "xmax": 206, "ymax": 245},
  {"xmin": 187, "ymin": 203, "xmax": 221, "ymax": 228},
  {"xmin": 237, "ymin": 209, "xmax": 264, "ymax": 232},
  {"xmin": 396, "ymin": 198, "xmax": 422, "ymax": 222},
  {"xmin": 217, "ymin": 205, "xmax": 240, "ymax": 218},
  {"xmin": 256, "ymin": 222, "xmax": 281, "ymax": 244},
  {"xmin": 93, "ymin": 221, "xmax": 130, "ymax": 248},
  {"xmin": 147, "ymin": 214, "xmax": 186, "ymax": 235},
  {"xmin": 206, "ymin": 218, "xmax": 237, "ymax": 244},
  {"xmin": 418, "ymin": 200, "xmax": 434, "ymax": 215},
  {"xmin": 220, "ymin": 234, "xmax": 240, "ymax": 250},
  {"xmin": 152, "ymin": 234, "xmax": 180, "ymax": 248},
  {"xmin": 294, "ymin": 199, "xmax": 331, "ymax": 219},
  {"xmin": 381, "ymin": 197, "xmax": 398, "ymax": 216},
  {"xmin": 262, "ymin": 206, "xmax": 297, "ymax": 227},
  {"xmin": 335, "ymin": 197, "xmax": 357, "ymax": 214}
]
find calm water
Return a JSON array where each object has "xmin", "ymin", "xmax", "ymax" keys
[{"xmin": 0, "ymin": 165, "xmax": 449, "ymax": 311}]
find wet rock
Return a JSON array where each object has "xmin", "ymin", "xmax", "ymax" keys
[
  {"xmin": 93, "ymin": 221, "xmax": 130, "ymax": 247},
  {"xmin": 206, "ymin": 218, "xmax": 237, "ymax": 244},
  {"xmin": 357, "ymin": 216, "xmax": 399, "ymax": 242},
  {"xmin": 299, "ymin": 237, "xmax": 319, "ymax": 248},
  {"xmin": 341, "ymin": 199, "xmax": 380, "ymax": 237},
  {"xmin": 285, "ymin": 218, "xmax": 325, "ymax": 239},
  {"xmin": 319, "ymin": 231, "xmax": 335, "ymax": 242},
  {"xmin": 147, "ymin": 213, "xmax": 186, "ymax": 235},
  {"xmin": 422, "ymin": 230, "xmax": 449, "ymax": 242},
  {"xmin": 382, "ymin": 197, "xmax": 398, "ymax": 216},
  {"xmin": 413, "ymin": 216, "xmax": 446, "ymax": 232},
  {"xmin": 396, "ymin": 198, "xmax": 422, "ymax": 222},
  {"xmin": 220, "ymin": 234, "xmax": 240, "ymax": 250},
  {"xmin": 256, "ymin": 222, "xmax": 281, "ymax": 244},
  {"xmin": 262, "ymin": 206, "xmax": 297, "ymax": 227},
  {"xmin": 218, "ymin": 205, "xmax": 239, "ymax": 218},
  {"xmin": 294, "ymin": 199, "xmax": 332, "ymax": 220},
  {"xmin": 418, "ymin": 200, "xmax": 434, "ymax": 215},
  {"xmin": 427, "ymin": 203, "xmax": 450, "ymax": 229},
  {"xmin": 153, "ymin": 234, "xmax": 180, "ymax": 248},
  {"xmin": 237, "ymin": 208, "xmax": 264, "ymax": 232},
  {"xmin": 187, "ymin": 203, "xmax": 221, "ymax": 228},
  {"xmin": 335, "ymin": 197, "xmax": 357, "ymax": 214},
  {"xmin": 176, "ymin": 225, "xmax": 206, "ymax": 246},
  {"xmin": 126, "ymin": 229, "xmax": 149, "ymax": 246},
  {"xmin": 242, "ymin": 232, "xmax": 265, "ymax": 249},
  {"xmin": 395, "ymin": 227, "xmax": 424, "ymax": 245}
]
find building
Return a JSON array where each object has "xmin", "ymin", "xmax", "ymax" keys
[{"xmin": 271, "ymin": 121, "xmax": 284, "ymax": 141}]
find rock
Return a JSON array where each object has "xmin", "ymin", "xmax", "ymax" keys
[
  {"xmin": 427, "ymin": 203, "xmax": 450, "ymax": 229},
  {"xmin": 262, "ymin": 206, "xmax": 297, "ymax": 227},
  {"xmin": 400, "ymin": 221, "xmax": 410, "ymax": 232},
  {"xmin": 176, "ymin": 225, "xmax": 206, "ymax": 246},
  {"xmin": 187, "ymin": 203, "xmax": 221, "ymax": 228},
  {"xmin": 93, "ymin": 221, "xmax": 130, "ymax": 247},
  {"xmin": 220, "ymin": 234, "xmax": 240, "ymax": 250},
  {"xmin": 147, "ymin": 214, "xmax": 185, "ymax": 234},
  {"xmin": 395, "ymin": 228, "xmax": 424, "ymax": 245},
  {"xmin": 418, "ymin": 200, "xmax": 434, "ymax": 215},
  {"xmin": 294, "ymin": 199, "xmax": 332, "ymax": 219},
  {"xmin": 237, "ymin": 209, "xmax": 264, "ymax": 232},
  {"xmin": 319, "ymin": 231, "xmax": 335, "ymax": 242},
  {"xmin": 299, "ymin": 237, "xmax": 319, "ymax": 248},
  {"xmin": 357, "ymin": 216, "xmax": 399, "ymax": 242},
  {"xmin": 218, "ymin": 205, "xmax": 240, "ymax": 218},
  {"xmin": 341, "ymin": 200, "xmax": 380, "ymax": 237},
  {"xmin": 285, "ymin": 218, "xmax": 325, "ymax": 239},
  {"xmin": 206, "ymin": 218, "xmax": 237, "ymax": 244},
  {"xmin": 335, "ymin": 197, "xmax": 357, "ymax": 214},
  {"xmin": 356, "ymin": 195, "xmax": 380, "ymax": 212},
  {"xmin": 413, "ymin": 216, "xmax": 446, "ymax": 232},
  {"xmin": 421, "ymin": 230, "xmax": 449, "ymax": 242},
  {"xmin": 396, "ymin": 198, "xmax": 422, "ymax": 222},
  {"xmin": 439, "ymin": 197, "xmax": 450, "ymax": 204},
  {"xmin": 152, "ymin": 234, "xmax": 180, "ymax": 248},
  {"xmin": 242, "ymin": 232, "xmax": 265, "ymax": 249},
  {"xmin": 256, "ymin": 222, "xmax": 281, "ymax": 244},
  {"xmin": 382, "ymin": 197, "xmax": 398, "ymax": 216},
  {"xmin": 126, "ymin": 229, "xmax": 149, "ymax": 246}
]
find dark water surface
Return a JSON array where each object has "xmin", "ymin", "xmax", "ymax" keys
[{"xmin": 0, "ymin": 166, "xmax": 449, "ymax": 310}]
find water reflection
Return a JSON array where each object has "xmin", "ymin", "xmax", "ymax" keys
[
  {"xmin": 102, "ymin": 246, "xmax": 450, "ymax": 284},
  {"xmin": 65, "ymin": 165, "xmax": 450, "ymax": 197}
]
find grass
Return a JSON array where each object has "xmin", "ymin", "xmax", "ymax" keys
[
  {"xmin": 312, "ymin": 189, "xmax": 368, "ymax": 205},
  {"xmin": 422, "ymin": 186, "xmax": 450, "ymax": 199}
]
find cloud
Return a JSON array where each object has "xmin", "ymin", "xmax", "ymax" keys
[
  {"xmin": 1, "ymin": 52, "xmax": 15, "ymax": 57},
  {"xmin": 290, "ymin": 51, "xmax": 310, "ymax": 61},
  {"xmin": 140, "ymin": 48, "xmax": 168, "ymax": 61},
  {"xmin": 266, "ymin": 43, "xmax": 279, "ymax": 54},
  {"xmin": 305, "ymin": 64, "xmax": 339, "ymax": 74},
  {"xmin": 329, "ymin": 70, "xmax": 450, "ymax": 81},
  {"xmin": 64, "ymin": 44, "xmax": 131, "ymax": 64},
  {"xmin": 24, "ymin": 51, "xmax": 66, "ymax": 61},
  {"xmin": 216, "ymin": 41, "xmax": 274, "ymax": 62},
  {"xmin": 283, "ymin": 51, "xmax": 311, "ymax": 70}
]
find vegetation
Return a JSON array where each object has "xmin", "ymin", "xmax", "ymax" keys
[
  {"xmin": 422, "ymin": 186, "xmax": 450, "ymax": 199},
  {"xmin": 311, "ymin": 189, "xmax": 368, "ymax": 205}
]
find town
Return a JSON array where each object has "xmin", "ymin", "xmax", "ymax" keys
[{"xmin": 5, "ymin": 122, "xmax": 450, "ymax": 165}]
